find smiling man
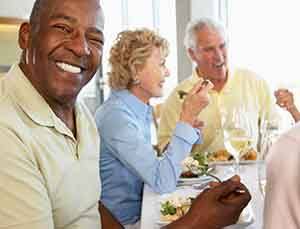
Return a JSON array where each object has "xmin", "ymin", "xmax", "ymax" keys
[
  {"xmin": 158, "ymin": 18, "xmax": 277, "ymax": 155},
  {"xmin": 0, "ymin": 0, "xmax": 113, "ymax": 228}
]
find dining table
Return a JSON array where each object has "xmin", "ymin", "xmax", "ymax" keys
[{"xmin": 140, "ymin": 162, "xmax": 264, "ymax": 229}]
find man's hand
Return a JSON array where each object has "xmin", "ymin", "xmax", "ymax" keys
[
  {"xmin": 164, "ymin": 176, "xmax": 251, "ymax": 229},
  {"xmin": 275, "ymin": 89, "xmax": 296, "ymax": 111},
  {"xmin": 98, "ymin": 201, "xmax": 124, "ymax": 229},
  {"xmin": 179, "ymin": 79, "xmax": 214, "ymax": 128},
  {"xmin": 186, "ymin": 176, "xmax": 251, "ymax": 229},
  {"xmin": 275, "ymin": 89, "xmax": 300, "ymax": 122}
]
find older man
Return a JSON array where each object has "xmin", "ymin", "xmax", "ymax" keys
[
  {"xmin": 158, "ymin": 18, "xmax": 276, "ymax": 155},
  {"xmin": 0, "ymin": 1, "xmax": 250, "ymax": 228}
]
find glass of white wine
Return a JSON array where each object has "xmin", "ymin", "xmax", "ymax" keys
[
  {"xmin": 222, "ymin": 106, "xmax": 254, "ymax": 174},
  {"xmin": 258, "ymin": 120, "xmax": 280, "ymax": 197}
]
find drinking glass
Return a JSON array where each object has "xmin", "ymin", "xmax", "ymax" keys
[
  {"xmin": 221, "ymin": 106, "xmax": 255, "ymax": 174},
  {"xmin": 258, "ymin": 120, "xmax": 280, "ymax": 197}
]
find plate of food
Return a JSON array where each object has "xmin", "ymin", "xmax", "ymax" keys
[
  {"xmin": 207, "ymin": 148, "xmax": 257, "ymax": 166},
  {"xmin": 179, "ymin": 152, "xmax": 216, "ymax": 185},
  {"xmin": 157, "ymin": 191, "xmax": 255, "ymax": 227},
  {"xmin": 157, "ymin": 189, "xmax": 199, "ymax": 226}
]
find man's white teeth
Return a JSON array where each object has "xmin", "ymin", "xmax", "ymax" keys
[
  {"xmin": 215, "ymin": 63, "xmax": 224, "ymax": 67},
  {"xmin": 56, "ymin": 62, "xmax": 81, "ymax": 74}
]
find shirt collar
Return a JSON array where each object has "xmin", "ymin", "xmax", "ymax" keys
[
  {"xmin": 6, "ymin": 64, "xmax": 56, "ymax": 127},
  {"xmin": 6, "ymin": 64, "xmax": 78, "ymax": 139},
  {"xmin": 112, "ymin": 90, "xmax": 153, "ymax": 120}
]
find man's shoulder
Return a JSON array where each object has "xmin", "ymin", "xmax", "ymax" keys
[
  {"xmin": 0, "ymin": 77, "xmax": 9, "ymax": 100},
  {"xmin": 0, "ymin": 79, "xmax": 19, "ymax": 119},
  {"xmin": 233, "ymin": 67, "xmax": 262, "ymax": 80},
  {"xmin": 0, "ymin": 90, "xmax": 31, "ymax": 147},
  {"xmin": 0, "ymin": 99, "xmax": 26, "ymax": 128}
]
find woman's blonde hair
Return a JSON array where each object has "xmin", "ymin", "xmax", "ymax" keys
[{"xmin": 108, "ymin": 28, "xmax": 169, "ymax": 90}]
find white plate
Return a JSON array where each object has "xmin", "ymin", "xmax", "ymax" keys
[
  {"xmin": 157, "ymin": 188, "xmax": 200, "ymax": 227},
  {"xmin": 157, "ymin": 204, "xmax": 254, "ymax": 228},
  {"xmin": 208, "ymin": 159, "xmax": 257, "ymax": 166},
  {"xmin": 178, "ymin": 175, "xmax": 213, "ymax": 185},
  {"xmin": 178, "ymin": 167, "xmax": 216, "ymax": 185},
  {"xmin": 225, "ymin": 204, "xmax": 255, "ymax": 228},
  {"xmin": 159, "ymin": 187, "xmax": 200, "ymax": 201}
]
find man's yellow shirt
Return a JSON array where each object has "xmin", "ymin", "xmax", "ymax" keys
[{"xmin": 157, "ymin": 67, "xmax": 277, "ymax": 155}]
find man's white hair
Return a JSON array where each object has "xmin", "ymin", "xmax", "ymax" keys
[{"xmin": 183, "ymin": 17, "xmax": 227, "ymax": 50}]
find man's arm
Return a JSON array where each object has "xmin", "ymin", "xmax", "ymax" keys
[
  {"xmin": 98, "ymin": 201, "xmax": 123, "ymax": 229},
  {"xmin": 163, "ymin": 177, "xmax": 251, "ymax": 229}
]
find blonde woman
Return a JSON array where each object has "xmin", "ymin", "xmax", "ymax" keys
[{"xmin": 95, "ymin": 29, "xmax": 250, "ymax": 229}]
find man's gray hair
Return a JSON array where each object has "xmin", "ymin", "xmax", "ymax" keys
[{"xmin": 183, "ymin": 18, "xmax": 227, "ymax": 50}]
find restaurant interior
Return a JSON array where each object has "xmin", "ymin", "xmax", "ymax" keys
[{"xmin": 1, "ymin": 1, "xmax": 300, "ymax": 228}]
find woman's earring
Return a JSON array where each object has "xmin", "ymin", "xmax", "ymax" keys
[{"xmin": 132, "ymin": 78, "xmax": 141, "ymax": 85}]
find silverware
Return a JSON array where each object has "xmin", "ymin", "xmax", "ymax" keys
[
  {"xmin": 177, "ymin": 79, "xmax": 211, "ymax": 99},
  {"xmin": 177, "ymin": 90, "xmax": 188, "ymax": 99},
  {"xmin": 192, "ymin": 173, "xmax": 247, "ymax": 194},
  {"xmin": 204, "ymin": 172, "xmax": 222, "ymax": 183}
]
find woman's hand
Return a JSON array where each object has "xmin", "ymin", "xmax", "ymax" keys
[{"xmin": 180, "ymin": 80, "xmax": 213, "ymax": 128}]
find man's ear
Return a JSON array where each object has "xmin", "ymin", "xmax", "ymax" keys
[
  {"xmin": 188, "ymin": 48, "xmax": 196, "ymax": 62},
  {"xmin": 18, "ymin": 22, "xmax": 31, "ymax": 50}
]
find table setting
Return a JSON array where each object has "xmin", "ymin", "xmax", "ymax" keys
[
  {"xmin": 141, "ymin": 107, "xmax": 277, "ymax": 228},
  {"xmin": 140, "ymin": 161, "xmax": 263, "ymax": 229}
]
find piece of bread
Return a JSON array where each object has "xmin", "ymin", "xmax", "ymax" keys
[
  {"xmin": 208, "ymin": 149, "xmax": 232, "ymax": 162},
  {"xmin": 241, "ymin": 148, "xmax": 257, "ymax": 160}
]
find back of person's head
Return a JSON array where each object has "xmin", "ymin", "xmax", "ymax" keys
[
  {"xmin": 183, "ymin": 18, "xmax": 227, "ymax": 50},
  {"xmin": 108, "ymin": 28, "xmax": 169, "ymax": 90}
]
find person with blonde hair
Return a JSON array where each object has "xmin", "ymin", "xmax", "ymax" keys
[{"xmin": 95, "ymin": 28, "xmax": 251, "ymax": 229}]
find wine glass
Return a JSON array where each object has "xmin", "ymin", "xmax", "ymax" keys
[
  {"xmin": 258, "ymin": 120, "xmax": 280, "ymax": 197},
  {"xmin": 221, "ymin": 106, "xmax": 255, "ymax": 174}
]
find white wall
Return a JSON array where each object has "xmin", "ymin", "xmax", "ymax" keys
[
  {"xmin": 190, "ymin": 0, "xmax": 219, "ymax": 20},
  {"xmin": 1, "ymin": 0, "xmax": 34, "ymax": 19},
  {"xmin": 176, "ymin": 0, "xmax": 219, "ymax": 82},
  {"xmin": 0, "ymin": 0, "xmax": 221, "ymax": 83},
  {"xmin": 0, "ymin": 25, "xmax": 21, "ymax": 67}
]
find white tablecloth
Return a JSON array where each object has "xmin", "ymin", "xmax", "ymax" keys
[{"xmin": 140, "ymin": 163, "xmax": 264, "ymax": 229}]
